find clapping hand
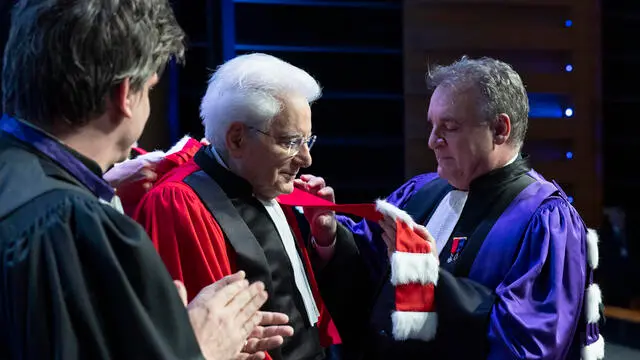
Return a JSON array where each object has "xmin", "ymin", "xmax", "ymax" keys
[
  {"xmin": 236, "ymin": 312, "xmax": 294, "ymax": 360},
  {"xmin": 177, "ymin": 272, "xmax": 293, "ymax": 360}
]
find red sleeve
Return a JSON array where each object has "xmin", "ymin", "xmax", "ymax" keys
[
  {"xmin": 134, "ymin": 180, "xmax": 275, "ymax": 360},
  {"xmin": 132, "ymin": 181, "xmax": 234, "ymax": 302}
]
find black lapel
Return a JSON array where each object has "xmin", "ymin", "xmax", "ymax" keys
[
  {"xmin": 447, "ymin": 173, "xmax": 536, "ymax": 277},
  {"xmin": 183, "ymin": 170, "xmax": 274, "ymax": 293},
  {"xmin": 403, "ymin": 177, "xmax": 452, "ymax": 224}
]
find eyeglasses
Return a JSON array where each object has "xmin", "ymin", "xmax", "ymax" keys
[{"xmin": 248, "ymin": 126, "xmax": 316, "ymax": 156}]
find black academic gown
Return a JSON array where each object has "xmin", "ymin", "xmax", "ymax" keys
[
  {"xmin": 0, "ymin": 128, "xmax": 202, "ymax": 359},
  {"xmin": 183, "ymin": 148, "xmax": 326, "ymax": 360}
]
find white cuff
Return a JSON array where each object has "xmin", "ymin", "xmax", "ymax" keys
[{"xmin": 312, "ymin": 236, "xmax": 336, "ymax": 260}]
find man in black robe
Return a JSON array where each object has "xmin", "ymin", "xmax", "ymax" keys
[{"xmin": 0, "ymin": 1, "xmax": 289, "ymax": 359}]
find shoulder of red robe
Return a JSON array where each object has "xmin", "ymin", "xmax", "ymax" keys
[
  {"xmin": 135, "ymin": 135, "xmax": 194, "ymax": 164},
  {"xmin": 582, "ymin": 228, "xmax": 605, "ymax": 360},
  {"xmin": 375, "ymin": 199, "xmax": 438, "ymax": 342}
]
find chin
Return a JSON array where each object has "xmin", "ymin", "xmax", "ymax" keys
[
  {"xmin": 437, "ymin": 165, "xmax": 448, "ymax": 179},
  {"xmin": 116, "ymin": 151, "xmax": 131, "ymax": 164},
  {"xmin": 279, "ymin": 182, "xmax": 295, "ymax": 194},
  {"xmin": 437, "ymin": 166, "xmax": 457, "ymax": 184}
]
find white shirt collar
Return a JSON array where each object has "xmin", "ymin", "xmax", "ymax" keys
[
  {"xmin": 505, "ymin": 152, "xmax": 519, "ymax": 167},
  {"xmin": 209, "ymin": 146, "xmax": 230, "ymax": 170}
]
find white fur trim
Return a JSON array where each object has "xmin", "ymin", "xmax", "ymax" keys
[
  {"xmin": 166, "ymin": 135, "xmax": 193, "ymax": 155},
  {"xmin": 391, "ymin": 311, "xmax": 438, "ymax": 341},
  {"xmin": 585, "ymin": 283, "xmax": 602, "ymax": 324},
  {"xmin": 587, "ymin": 228, "xmax": 600, "ymax": 270},
  {"xmin": 376, "ymin": 199, "xmax": 415, "ymax": 227},
  {"xmin": 391, "ymin": 251, "xmax": 439, "ymax": 286},
  {"xmin": 581, "ymin": 334, "xmax": 605, "ymax": 360},
  {"xmin": 135, "ymin": 135, "xmax": 193, "ymax": 163},
  {"xmin": 136, "ymin": 150, "xmax": 167, "ymax": 163}
]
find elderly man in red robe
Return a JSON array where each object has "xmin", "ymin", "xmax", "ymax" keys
[{"xmin": 129, "ymin": 53, "xmax": 344, "ymax": 360}]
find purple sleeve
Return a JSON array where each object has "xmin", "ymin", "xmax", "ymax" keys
[
  {"xmin": 336, "ymin": 173, "xmax": 438, "ymax": 285},
  {"xmin": 487, "ymin": 198, "xmax": 587, "ymax": 359}
]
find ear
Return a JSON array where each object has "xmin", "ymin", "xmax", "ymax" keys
[
  {"xmin": 493, "ymin": 113, "xmax": 511, "ymax": 145},
  {"xmin": 225, "ymin": 122, "xmax": 247, "ymax": 158},
  {"xmin": 113, "ymin": 78, "xmax": 134, "ymax": 118}
]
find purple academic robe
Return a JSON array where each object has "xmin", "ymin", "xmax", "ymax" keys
[{"xmin": 322, "ymin": 167, "xmax": 602, "ymax": 360}]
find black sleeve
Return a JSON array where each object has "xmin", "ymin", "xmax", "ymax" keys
[
  {"xmin": 314, "ymin": 223, "xmax": 378, "ymax": 358},
  {"xmin": 433, "ymin": 269, "xmax": 496, "ymax": 357},
  {"xmin": 1, "ymin": 191, "xmax": 204, "ymax": 360}
]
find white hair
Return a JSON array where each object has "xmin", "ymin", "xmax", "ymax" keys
[{"xmin": 200, "ymin": 53, "xmax": 322, "ymax": 149}]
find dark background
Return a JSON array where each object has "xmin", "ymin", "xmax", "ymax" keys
[{"xmin": 165, "ymin": 0, "xmax": 406, "ymax": 205}]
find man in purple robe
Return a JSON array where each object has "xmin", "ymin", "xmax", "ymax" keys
[{"xmin": 298, "ymin": 57, "xmax": 603, "ymax": 359}]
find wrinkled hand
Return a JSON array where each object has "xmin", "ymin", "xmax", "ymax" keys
[
  {"xmin": 175, "ymin": 280, "xmax": 188, "ymax": 306},
  {"xmin": 186, "ymin": 271, "xmax": 269, "ymax": 360},
  {"xmin": 294, "ymin": 174, "xmax": 337, "ymax": 246},
  {"xmin": 234, "ymin": 312, "xmax": 294, "ymax": 360},
  {"xmin": 104, "ymin": 157, "xmax": 157, "ymax": 190},
  {"xmin": 378, "ymin": 215, "xmax": 438, "ymax": 262},
  {"xmin": 175, "ymin": 280, "xmax": 291, "ymax": 360}
]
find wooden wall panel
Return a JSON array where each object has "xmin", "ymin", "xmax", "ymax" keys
[{"xmin": 404, "ymin": 0, "xmax": 602, "ymax": 226}]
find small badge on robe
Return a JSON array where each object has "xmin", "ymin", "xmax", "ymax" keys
[{"xmin": 446, "ymin": 237, "xmax": 467, "ymax": 263}]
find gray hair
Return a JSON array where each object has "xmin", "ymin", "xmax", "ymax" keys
[
  {"xmin": 2, "ymin": 0, "xmax": 185, "ymax": 127},
  {"xmin": 200, "ymin": 53, "xmax": 322, "ymax": 150},
  {"xmin": 426, "ymin": 56, "xmax": 529, "ymax": 147}
]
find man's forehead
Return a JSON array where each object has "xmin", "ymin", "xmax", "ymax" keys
[
  {"xmin": 429, "ymin": 85, "xmax": 480, "ymax": 117},
  {"xmin": 269, "ymin": 103, "xmax": 311, "ymax": 135},
  {"xmin": 271, "ymin": 122, "xmax": 311, "ymax": 137},
  {"xmin": 427, "ymin": 95, "xmax": 460, "ymax": 120}
]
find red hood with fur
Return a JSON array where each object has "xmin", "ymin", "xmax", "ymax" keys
[{"xmin": 117, "ymin": 137, "xmax": 203, "ymax": 216}]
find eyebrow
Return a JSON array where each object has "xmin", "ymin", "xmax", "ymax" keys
[
  {"xmin": 278, "ymin": 132, "xmax": 306, "ymax": 141},
  {"xmin": 428, "ymin": 117, "xmax": 458, "ymax": 125}
]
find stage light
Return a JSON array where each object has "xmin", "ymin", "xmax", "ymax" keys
[
  {"xmin": 566, "ymin": 151, "xmax": 573, "ymax": 159},
  {"xmin": 564, "ymin": 108, "xmax": 574, "ymax": 117},
  {"xmin": 565, "ymin": 64, "xmax": 573, "ymax": 72},
  {"xmin": 565, "ymin": 20, "xmax": 573, "ymax": 27},
  {"xmin": 568, "ymin": 196, "xmax": 574, "ymax": 204}
]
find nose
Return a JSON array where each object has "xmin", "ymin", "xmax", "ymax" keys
[
  {"xmin": 295, "ymin": 144, "xmax": 312, "ymax": 168},
  {"xmin": 428, "ymin": 127, "xmax": 444, "ymax": 150}
]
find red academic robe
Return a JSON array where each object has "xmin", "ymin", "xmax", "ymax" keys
[
  {"xmin": 117, "ymin": 138, "xmax": 203, "ymax": 217},
  {"xmin": 128, "ymin": 140, "xmax": 340, "ymax": 359}
]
